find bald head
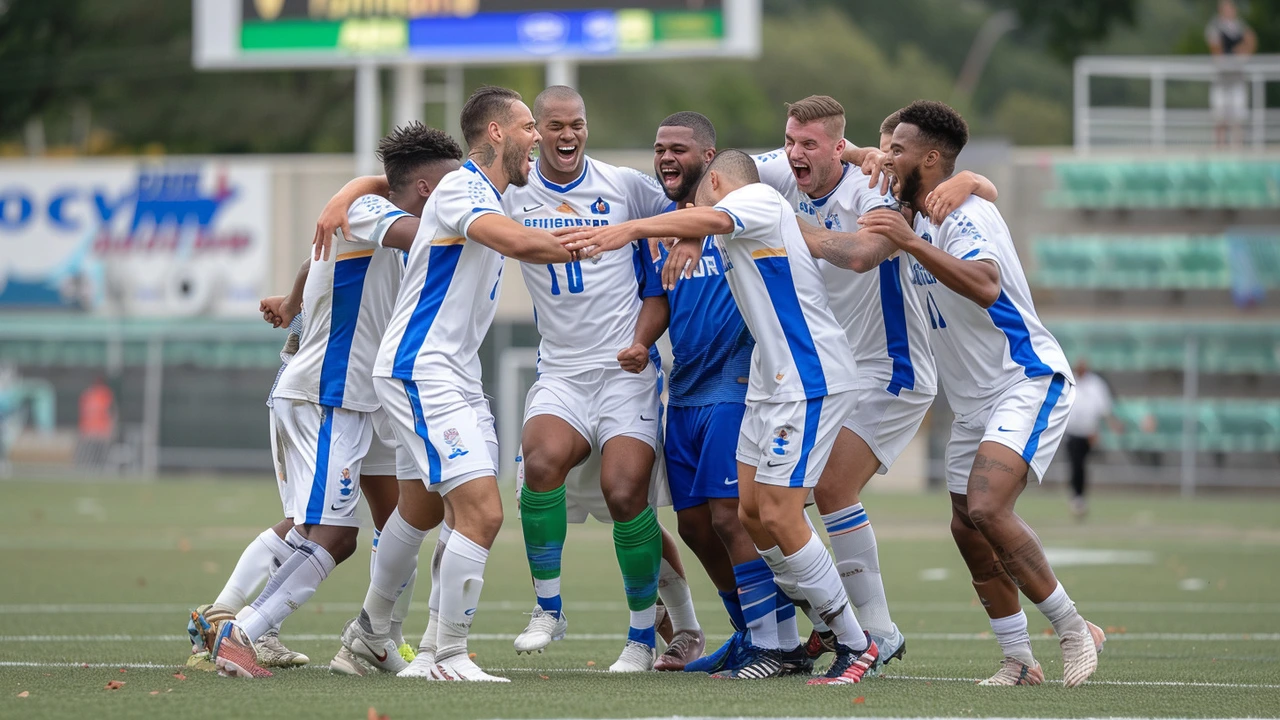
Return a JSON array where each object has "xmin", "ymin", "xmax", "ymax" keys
[
  {"xmin": 533, "ymin": 85, "xmax": 584, "ymax": 121},
  {"xmin": 696, "ymin": 148, "xmax": 759, "ymax": 205}
]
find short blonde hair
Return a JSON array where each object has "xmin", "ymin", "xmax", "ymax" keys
[{"xmin": 785, "ymin": 95, "xmax": 846, "ymax": 139}]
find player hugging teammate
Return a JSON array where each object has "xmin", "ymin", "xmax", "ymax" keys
[{"xmin": 187, "ymin": 86, "xmax": 1103, "ymax": 688}]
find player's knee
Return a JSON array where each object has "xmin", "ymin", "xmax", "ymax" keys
[
  {"xmin": 965, "ymin": 495, "xmax": 1008, "ymax": 531},
  {"xmin": 757, "ymin": 504, "xmax": 791, "ymax": 541},
  {"xmin": 312, "ymin": 526, "xmax": 360, "ymax": 564},
  {"xmin": 602, "ymin": 482, "xmax": 647, "ymax": 522},
  {"xmin": 709, "ymin": 503, "xmax": 744, "ymax": 544},
  {"xmin": 521, "ymin": 448, "xmax": 571, "ymax": 492}
]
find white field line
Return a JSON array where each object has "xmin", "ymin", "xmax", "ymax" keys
[
  {"xmin": 1, "ymin": 661, "xmax": 1278, "ymax": 691},
  {"xmin": 3, "ymin": 632, "xmax": 1279, "ymax": 643},
  {"xmin": 3, "ymin": 600, "xmax": 1280, "ymax": 614}
]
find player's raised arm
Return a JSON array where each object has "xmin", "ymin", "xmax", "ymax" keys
[
  {"xmin": 858, "ymin": 208, "xmax": 1000, "ymax": 308},
  {"xmin": 313, "ymin": 175, "xmax": 392, "ymax": 260},
  {"xmin": 924, "ymin": 171, "xmax": 998, "ymax": 221}
]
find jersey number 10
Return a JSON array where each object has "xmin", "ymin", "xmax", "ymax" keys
[{"xmin": 547, "ymin": 261, "xmax": 585, "ymax": 295}]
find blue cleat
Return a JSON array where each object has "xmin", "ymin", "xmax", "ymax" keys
[{"xmin": 684, "ymin": 630, "xmax": 750, "ymax": 674}]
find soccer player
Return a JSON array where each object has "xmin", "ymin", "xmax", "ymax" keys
[
  {"xmin": 859, "ymin": 100, "xmax": 1105, "ymax": 688},
  {"xmin": 651, "ymin": 112, "xmax": 809, "ymax": 680},
  {"xmin": 336, "ymin": 85, "xmax": 583, "ymax": 683},
  {"xmin": 200, "ymin": 124, "xmax": 464, "ymax": 679},
  {"xmin": 561, "ymin": 150, "xmax": 881, "ymax": 686}
]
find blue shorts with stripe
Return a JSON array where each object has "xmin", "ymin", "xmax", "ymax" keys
[
  {"xmin": 945, "ymin": 373, "xmax": 1075, "ymax": 494},
  {"xmin": 665, "ymin": 402, "xmax": 747, "ymax": 511}
]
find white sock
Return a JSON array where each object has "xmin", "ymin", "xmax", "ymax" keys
[
  {"xmin": 822, "ymin": 503, "xmax": 894, "ymax": 637},
  {"xmin": 657, "ymin": 559, "xmax": 700, "ymax": 634},
  {"xmin": 436, "ymin": 531, "xmax": 488, "ymax": 660},
  {"xmin": 421, "ymin": 522, "xmax": 452, "ymax": 655},
  {"xmin": 990, "ymin": 610, "xmax": 1036, "ymax": 666},
  {"xmin": 760, "ymin": 545, "xmax": 823, "ymax": 640},
  {"xmin": 786, "ymin": 533, "xmax": 867, "ymax": 651},
  {"xmin": 215, "ymin": 529, "xmax": 292, "ymax": 610},
  {"xmin": 533, "ymin": 577, "xmax": 561, "ymax": 604},
  {"xmin": 236, "ymin": 540, "xmax": 336, "ymax": 642},
  {"xmin": 1035, "ymin": 582, "xmax": 1087, "ymax": 637},
  {"xmin": 390, "ymin": 567, "xmax": 418, "ymax": 647},
  {"xmin": 285, "ymin": 527, "xmax": 306, "ymax": 549},
  {"xmin": 363, "ymin": 509, "xmax": 427, "ymax": 635}
]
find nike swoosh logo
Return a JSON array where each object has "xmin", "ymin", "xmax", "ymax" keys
[
  {"xmin": 523, "ymin": 204, "xmax": 544, "ymax": 212},
  {"xmin": 724, "ymin": 478, "xmax": 738, "ymax": 486},
  {"xmin": 330, "ymin": 503, "xmax": 347, "ymax": 511},
  {"xmin": 765, "ymin": 460, "xmax": 786, "ymax": 468},
  {"xmin": 997, "ymin": 426, "xmax": 1017, "ymax": 433},
  {"xmin": 640, "ymin": 415, "xmax": 655, "ymax": 422},
  {"xmin": 371, "ymin": 647, "xmax": 388, "ymax": 663}
]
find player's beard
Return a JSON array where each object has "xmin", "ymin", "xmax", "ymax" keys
[
  {"xmin": 665, "ymin": 161, "xmax": 705, "ymax": 203},
  {"xmin": 898, "ymin": 165, "xmax": 925, "ymax": 212},
  {"xmin": 504, "ymin": 142, "xmax": 531, "ymax": 187}
]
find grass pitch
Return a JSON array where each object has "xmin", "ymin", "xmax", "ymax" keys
[{"xmin": 2, "ymin": 477, "xmax": 1278, "ymax": 719}]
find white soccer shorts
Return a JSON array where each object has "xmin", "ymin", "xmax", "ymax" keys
[
  {"xmin": 842, "ymin": 385, "xmax": 935, "ymax": 474},
  {"xmin": 274, "ymin": 399, "xmax": 374, "ymax": 527},
  {"xmin": 268, "ymin": 408, "xmax": 291, "ymax": 518},
  {"xmin": 374, "ymin": 377, "xmax": 499, "ymax": 495},
  {"xmin": 737, "ymin": 390, "xmax": 858, "ymax": 489},
  {"xmin": 523, "ymin": 365, "xmax": 662, "ymax": 450},
  {"xmin": 363, "ymin": 408, "xmax": 421, "ymax": 480},
  {"xmin": 945, "ymin": 373, "xmax": 1076, "ymax": 495}
]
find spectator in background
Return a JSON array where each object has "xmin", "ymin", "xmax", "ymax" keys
[
  {"xmin": 1206, "ymin": 0, "xmax": 1257, "ymax": 147},
  {"xmin": 76, "ymin": 376, "xmax": 116, "ymax": 468},
  {"xmin": 1063, "ymin": 358, "xmax": 1120, "ymax": 520}
]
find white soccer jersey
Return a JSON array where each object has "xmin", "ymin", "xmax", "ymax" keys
[
  {"xmin": 374, "ymin": 161, "xmax": 507, "ymax": 388},
  {"xmin": 909, "ymin": 196, "xmax": 1073, "ymax": 417},
  {"xmin": 273, "ymin": 195, "xmax": 408, "ymax": 412},
  {"xmin": 754, "ymin": 150, "xmax": 936, "ymax": 395},
  {"xmin": 712, "ymin": 183, "xmax": 858, "ymax": 404},
  {"xmin": 505, "ymin": 157, "xmax": 668, "ymax": 373}
]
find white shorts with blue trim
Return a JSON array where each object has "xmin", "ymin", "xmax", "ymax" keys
[
  {"xmin": 737, "ymin": 390, "xmax": 859, "ymax": 489},
  {"xmin": 274, "ymin": 399, "xmax": 374, "ymax": 528},
  {"xmin": 945, "ymin": 373, "xmax": 1075, "ymax": 495},
  {"xmin": 843, "ymin": 384, "xmax": 935, "ymax": 474},
  {"xmin": 268, "ymin": 408, "xmax": 291, "ymax": 517},
  {"xmin": 523, "ymin": 365, "xmax": 662, "ymax": 450},
  {"xmin": 374, "ymin": 376, "xmax": 499, "ymax": 495},
  {"xmin": 363, "ymin": 408, "xmax": 421, "ymax": 480}
]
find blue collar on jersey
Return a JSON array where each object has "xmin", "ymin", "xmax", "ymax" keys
[
  {"xmin": 463, "ymin": 159, "xmax": 503, "ymax": 202},
  {"xmin": 808, "ymin": 162, "xmax": 853, "ymax": 208},
  {"xmin": 536, "ymin": 157, "xmax": 591, "ymax": 193}
]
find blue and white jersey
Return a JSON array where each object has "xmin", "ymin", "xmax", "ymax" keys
[
  {"xmin": 712, "ymin": 183, "xmax": 858, "ymax": 404},
  {"xmin": 754, "ymin": 150, "xmax": 935, "ymax": 395},
  {"xmin": 656, "ymin": 203, "xmax": 753, "ymax": 407},
  {"xmin": 505, "ymin": 157, "xmax": 669, "ymax": 374},
  {"xmin": 266, "ymin": 312, "xmax": 306, "ymax": 409},
  {"xmin": 910, "ymin": 196, "xmax": 1073, "ymax": 417},
  {"xmin": 274, "ymin": 194, "xmax": 408, "ymax": 412},
  {"xmin": 374, "ymin": 161, "xmax": 507, "ymax": 389}
]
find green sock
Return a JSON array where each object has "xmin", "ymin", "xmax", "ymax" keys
[
  {"xmin": 520, "ymin": 484, "xmax": 567, "ymax": 616},
  {"xmin": 613, "ymin": 506, "xmax": 661, "ymax": 647}
]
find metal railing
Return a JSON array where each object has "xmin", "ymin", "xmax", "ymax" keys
[{"xmin": 1074, "ymin": 54, "xmax": 1280, "ymax": 150}]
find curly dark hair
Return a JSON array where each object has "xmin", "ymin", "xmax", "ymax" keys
[
  {"xmin": 895, "ymin": 100, "xmax": 968, "ymax": 173},
  {"xmin": 377, "ymin": 121, "xmax": 464, "ymax": 191}
]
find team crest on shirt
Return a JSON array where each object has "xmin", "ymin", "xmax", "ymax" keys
[
  {"xmin": 589, "ymin": 197, "xmax": 610, "ymax": 214},
  {"xmin": 443, "ymin": 428, "xmax": 469, "ymax": 459},
  {"xmin": 771, "ymin": 426, "xmax": 796, "ymax": 456},
  {"xmin": 921, "ymin": 232, "xmax": 933, "ymax": 245},
  {"xmin": 824, "ymin": 214, "xmax": 843, "ymax": 231}
]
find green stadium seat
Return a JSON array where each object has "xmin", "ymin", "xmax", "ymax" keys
[{"xmin": 1048, "ymin": 159, "xmax": 1280, "ymax": 209}]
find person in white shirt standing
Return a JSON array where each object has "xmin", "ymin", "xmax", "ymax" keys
[
  {"xmin": 860, "ymin": 100, "xmax": 1105, "ymax": 689},
  {"xmin": 1063, "ymin": 357, "xmax": 1118, "ymax": 519},
  {"xmin": 561, "ymin": 150, "xmax": 881, "ymax": 686}
]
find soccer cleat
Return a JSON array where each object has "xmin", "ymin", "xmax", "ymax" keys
[
  {"xmin": 329, "ymin": 646, "xmax": 370, "ymax": 677},
  {"xmin": 711, "ymin": 645, "xmax": 785, "ymax": 679},
  {"xmin": 185, "ymin": 651, "xmax": 218, "ymax": 673},
  {"xmin": 340, "ymin": 617, "xmax": 409, "ymax": 674},
  {"xmin": 514, "ymin": 605, "xmax": 568, "ymax": 654},
  {"xmin": 397, "ymin": 643, "xmax": 417, "ymax": 663},
  {"xmin": 684, "ymin": 631, "xmax": 750, "ymax": 674},
  {"xmin": 654, "ymin": 628, "xmax": 705, "ymax": 671},
  {"xmin": 866, "ymin": 625, "xmax": 906, "ymax": 676},
  {"xmin": 434, "ymin": 653, "xmax": 510, "ymax": 682},
  {"xmin": 806, "ymin": 633, "xmax": 878, "ymax": 686},
  {"xmin": 609, "ymin": 639, "xmax": 657, "ymax": 673},
  {"xmin": 397, "ymin": 651, "xmax": 443, "ymax": 679},
  {"xmin": 804, "ymin": 628, "xmax": 837, "ymax": 660},
  {"xmin": 779, "ymin": 644, "xmax": 814, "ymax": 676},
  {"xmin": 187, "ymin": 603, "xmax": 235, "ymax": 654},
  {"xmin": 254, "ymin": 629, "xmax": 310, "ymax": 667},
  {"xmin": 1061, "ymin": 620, "xmax": 1105, "ymax": 688},
  {"xmin": 978, "ymin": 657, "xmax": 1044, "ymax": 686},
  {"xmin": 211, "ymin": 620, "xmax": 272, "ymax": 679}
]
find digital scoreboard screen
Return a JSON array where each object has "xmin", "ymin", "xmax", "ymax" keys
[{"xmin": 194, "ymin": 0, "xmax": 757, "ymax": 67}]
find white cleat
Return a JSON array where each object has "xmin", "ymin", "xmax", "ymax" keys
[
  {"xmin": 609, "ymin": 639, "xmax": 657, "ymax": 673},
  {"xmin": 397, "ymin": 651, "xmax": 443, "ymax": 679},
  {"xmin": 254, "ymin": 629, "xmax": 310, "ymax": 667},
  {"xmin": 340, "ymin": 617, "xmax": 409, "ymax": 674},
  {"xmin": 329, "ymin": 646, "xmax": 370, "ymax": 676},
  {"xmin": 978, "ymin": 657, "xmax": 1044, "ymax": 686},
  {"xmin": 434, "ymin": 653, "xmax": 510, "ymax": 682},
  {"xmin": 1061, "ymin": 620, "xmax": 1106, "ymax": 688},
  {"xmin": 514, "ymin": 605, "xmax": 568, "ymax": 655}
]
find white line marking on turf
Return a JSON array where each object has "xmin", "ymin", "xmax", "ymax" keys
[{"xmin": 1, "ymin": 661, "xmax": 1278, "ymax": 691}]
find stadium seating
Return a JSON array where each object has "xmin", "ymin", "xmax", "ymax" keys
[
  {"xmin": 1032, "ymin": 235, "xmax": 1242, "ymax": 290},
  {"xmin": 1102, "ymin": 398, "xmax": 1280, "ymax": 453},
  {"xmin": 1047, "ymin": 320, "xmax": 1280, "ymax": 374},
  {"xmin": 1047, "ymin": 159, "xmax": 1280, "ymax": 209}
]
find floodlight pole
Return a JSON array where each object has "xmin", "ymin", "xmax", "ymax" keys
[
  {"xmin": 355, "ymin": 61, "xmax": 382, "ymax": 177},
  {"xmin": 546, "ymin": 57, "xmax": 577, "ymax": 88}
]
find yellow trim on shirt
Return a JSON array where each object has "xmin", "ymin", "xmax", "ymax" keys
[
  {"xmin": 336, "ymin": 249, "xmax": 375, "ymax": 261},
  {"xmin": 751, "ymin": 247, "xmax": 787, "ymax": 259},
  {"xmin": 431, "ymin": 236, "xmax": 466, "ymax": 246}
]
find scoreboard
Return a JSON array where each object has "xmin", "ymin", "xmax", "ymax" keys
[{"xmin": 194, "ymin": 0, "xmax": 760, "ymax": 68}]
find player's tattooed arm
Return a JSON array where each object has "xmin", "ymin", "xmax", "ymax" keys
[
  {"xmin": 858, "ymin": 208, "xmax": 1001, "ymax": 308},
  {"xmin": 313, "ymin": 175, "xmax": 392, "ymax": 260},
  {"xmin": 468, "ymin": 214, "xmax": 578, "ymax": 264},
  {"xmin": 798, "ymin": 221, "xmax": 896, "ymax": 274},
  {"xmin": 620, "ymin": 296, "xmax": 669, "ymax": 374},
  {"xmin": 924, "ymin": 171, "xmax": 999, "ymax": 220}
]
